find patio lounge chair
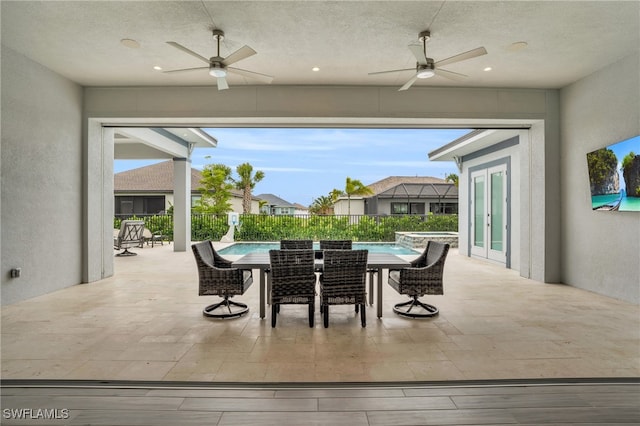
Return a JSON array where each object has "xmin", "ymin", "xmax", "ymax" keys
[
  {"xmin": 192, "ymin": 241, "xmax": 253, "ymax": 319},
  {"xmin": 268, "ymin": 249, "xmax": 317, "ymax": 328},
  {"xmin": 319, "ymin": 249, "xmax": 368, "ymax": 328},
  {"xmin": 388, "ymin": 241, "xmax": 449, "ymax": 318},
  {"xmin": 113, "ymin": 220, "xmax": 145, "ymax": 256}
]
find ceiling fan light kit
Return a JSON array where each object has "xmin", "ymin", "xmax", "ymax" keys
[
  {"xmin": 208, "ymin": 66, "xmax": 226, "ymax": 78},
  {"xmin": 416, "ymin": 67, "xmax": 435, "ymax": 79},
  {"xmin": 368, "ymin": 30, "xmax": 487, "ymax": 91}
]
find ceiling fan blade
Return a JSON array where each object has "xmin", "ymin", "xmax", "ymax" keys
[
  {"xmin": 163, "ymin": 66, "xmax": 209, "ymax": 74},
  {"xmin": 408, "ymin": 44, "xmax": 428, "ymax": 65},
  {"xmin": 227, "ymin": 67, "xmax": 274, "ymax": 83},
  {"xmin": 221, "ymin": 45, "xmax": 257, "ymax": 66},
  {"xmin": 435, "ymin": 47, "xmax": 487, "ymax": 67},
  {"xmin": 368, "ymin": 68, "xmax": 415, "ymax": 76},
  {"xmin": 434, "ymin": 68, "xmax": 468, "ymax": 81},
  {"xmin": 217, "ymin": 76, "xmax": 229, "ymax": 90},
  {"xmin": 398, "ymin": 73, "xmax": 419, "ymax": 91},
  {"xmin": 166, "ymin": 42, "xmax": 210, "ymax": 64}
]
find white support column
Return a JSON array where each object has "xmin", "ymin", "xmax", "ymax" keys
[
  {"xmin": 84, "ymin": 120, "xmax": 114, "ymax": 282},
  {"xmin": 173, "ymin": 158, "xmax": 191, "ymax": 251}
]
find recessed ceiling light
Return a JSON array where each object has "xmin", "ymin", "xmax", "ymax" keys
[
  {"xmin": 484, "ymin": 67, "xmax": 492, "ymax": 72},
  {"xmin": 312, "ymin": 67, "xmax": 320, "ymax": 72},
  {"xmin": 507, "ymin": 41, "xmax": 528, "ymax": 52},
  {"xmin": 120, "ymin": 38, "xmax": 140, "ymax": 49},
  {"xmin": 153, "ymin": 66, "xmax": 162, "ymax": 71}
]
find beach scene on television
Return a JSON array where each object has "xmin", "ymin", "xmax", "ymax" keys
[{"xmin": 586, "ymin": 135, "xmax": 640, "ymax": 212}]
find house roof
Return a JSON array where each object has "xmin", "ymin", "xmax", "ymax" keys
[
  {"xmin": 367, "ymin": 176, "xmax": 448, "ymax": 196},
  {"xmin": 114, "ymin": 160, "xmax": 246, "ymax": 198},
  {"xmin": 115, "ymin": 161, "xmax": 202, "ymax": 193},
  {"xmin": 375, "ymin": 183, "xmax": 458, "ymax": 199},
  {"xmin": 255, "ymin": 193, "xmax": 296, "ymax": 207}
]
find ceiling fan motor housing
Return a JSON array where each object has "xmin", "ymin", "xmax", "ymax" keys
[{"xmin": 416, "ymin": 60, "xmax": 435, "ymax": 78}]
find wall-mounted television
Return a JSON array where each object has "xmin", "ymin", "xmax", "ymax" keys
[{"xmin": 586, "ymin": 135, "xmax": 640, "ymax": 212}]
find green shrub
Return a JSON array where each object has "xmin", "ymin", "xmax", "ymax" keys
[{"xmin": 114, "ymin": 213, "xmax": 458, "ymax": 242}]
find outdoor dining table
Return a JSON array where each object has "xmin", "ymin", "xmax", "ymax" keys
[{"xmin": 232, "ymin": 252, "xmax": 411, "ymax": 319}]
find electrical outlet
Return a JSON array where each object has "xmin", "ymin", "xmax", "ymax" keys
[{"xmin": 10, "ymin": 268, "xmax": 21, "ymax": 278}]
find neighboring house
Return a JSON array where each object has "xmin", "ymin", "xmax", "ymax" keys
[
  {"xmin": 333, "ymin": 196, "xmax": 366, "ymax": 215},
  {"xmin": 333, "ymin": 176, "xmax": 458, "ymax": 215},
  {"xmin": 256, "ymin": 193, "xmax": 297, "ymax": 215},
  {"xmin": 293, "ymin": 203, "xmax": 310, "ymax": 216},
  {"xmin": 114, "ymin": 161, "xmax": 259, "ymax": 215}
]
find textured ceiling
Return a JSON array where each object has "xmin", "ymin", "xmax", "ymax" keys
[{"xmin": 1, "ymin": 1, "xmax": 638, "ymax": 90}]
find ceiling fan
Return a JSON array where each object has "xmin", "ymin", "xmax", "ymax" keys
[
  {"xmin": 369, "ymin": 31, "xmax": 487, "ymax": 91},
  {"xmin": 164, "ymin": 29, "xmax": 273, "ymax": 90}
]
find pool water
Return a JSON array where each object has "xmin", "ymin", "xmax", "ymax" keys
[{"xmin": 218, "ymin": 242, "xmax": 419, "ymax": 255}]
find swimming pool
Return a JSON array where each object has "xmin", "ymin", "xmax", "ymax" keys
[{"xmin": 218, "ymin": 242, "xmax": 419, "ymax": 255}]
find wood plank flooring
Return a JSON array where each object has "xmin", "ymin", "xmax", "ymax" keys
[{"xmin": 2, "ymin": 379, "xmax": 638, "ymax": 425}]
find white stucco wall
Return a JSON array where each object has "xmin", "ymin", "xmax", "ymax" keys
[
  {"xmin": 1, "ymin": 47, "xmax": 84, "ymax": 305},
  {"xmin": 333, "ymin": 198, "xmax": 365, "ymax": 215},
  {"xmin": 560, "ymin": 52, "xmax": 640, "ymax": 304}
]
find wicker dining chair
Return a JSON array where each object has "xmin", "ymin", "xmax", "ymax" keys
[
  {"xmin": 280, "ymin": 239, "xmax": 313, "ymax": 249},
  {"xmin": 191, "ymin": 241, "xmax": 253, "ymax": 319},
  {"xmin": 317, "ymin": 240, "xmax": 352, "ymax": 261},
  {"xmin": 319, "ymin": 240, "xmax": 352, "ymax": 250},
  {"xmin": 388, "ymin": 241, "xmax": 449, "ymax": 318},
  {"xmin": 266, "ymin": 240, "xmax": 314, "ymax": 305},
  {"xmin": 319, "ymin": 249, "xmax": 368, "ymax": 328},
  {"xmin": 269, "ymin": 249, "xmax": 317, "ymax": 328}
]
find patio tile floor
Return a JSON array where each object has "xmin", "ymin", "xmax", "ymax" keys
[{"xmin": 2, "ymin": 243, "xmax": 639, "ymax": 383}]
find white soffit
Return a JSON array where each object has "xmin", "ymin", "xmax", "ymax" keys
[
  {"xmin": 428, "ymin": 129, "xmax": 521, "ymax": 162},
  {"xmin": 114, "ymin": 127, "xmax": 217, "ymax": 159}
]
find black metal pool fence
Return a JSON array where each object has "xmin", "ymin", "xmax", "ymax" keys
[{"xmin": 114, "ymin": 213, "xmax": 458, "ymax": 242}]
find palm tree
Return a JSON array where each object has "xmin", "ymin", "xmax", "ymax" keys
[
  {"xmin": 344, "ymin": 176, "xmax": 373, "ymax": 215},
  {"xmin": 233, "ymin": 162, "xmax": 265, "ymax": 214},
  {"xmin": 310, "ymin": 195, "xmax": 334, "ymax": 215},
  {"xmin": 329, "ymin": 188, "xmax": 344, "ymax": 203},
  {"xmin": 258, "ymin": 199, "xmax": 269, "ymax": 214},
  {"xmin": 445, "ymin": 173, "xmax": 459, "ymax": 188}
]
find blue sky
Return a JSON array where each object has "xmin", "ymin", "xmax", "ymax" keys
[{"xmin": 114, "ymin": 128, "xmax": 469, "ymax": 206}]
